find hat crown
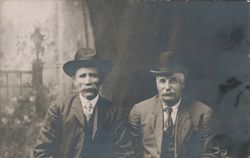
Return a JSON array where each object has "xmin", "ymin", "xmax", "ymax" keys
[
  {"xmin": 150, "ymin": 51, "xmax": 185, "ymax": 74},
  {"xmin": 74, "ymin": 48, "xmax": 97, "ymax": 60},
  {"xmin": 155, "ymin": 51, "xmax": 181, "ymax": 69},
  {"xmin": 63, "ymin": 48, "xmax": 112, "ymax": 77},
  {"xmin": 156, "ymin": 51, "xmax": 180, "ymax": 68}
]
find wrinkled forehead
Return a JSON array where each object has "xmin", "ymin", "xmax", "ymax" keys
[
  {"xmin": 156, "ymin": 72, "xmax": 185, "ymax": 79},
  {"xmin": 75, "ymin": 67, "xmax": 99, "ymax": 76}
]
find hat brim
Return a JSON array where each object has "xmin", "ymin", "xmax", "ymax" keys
[
  {"xmin": 63, "ymin": 59, "xmax": 112, "ymax": 77},
  {"xmin": 149, "ymin": 68, "xmax": 187, "ymax": 76}
]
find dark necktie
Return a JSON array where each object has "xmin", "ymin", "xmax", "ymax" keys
[
  {"xmin": 163, "ymin": 107, "xmax": 173, "ymax": 132},
  {"xmin": 161, "ymin": 107, "xmax": 175, "ymax": 158}
]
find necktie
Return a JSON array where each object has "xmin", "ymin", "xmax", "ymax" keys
[
  {"xmin": 83, "ymin": 102, "xmax": 94, "ymax": 122},
  {"xmin": 163, "ymin": 107, "xmax": 173, "ymax": 132}
]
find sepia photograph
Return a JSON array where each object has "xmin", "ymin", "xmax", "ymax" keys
[{"xmin": 0, "ymin": 0, "xmax": 249, "ymax": 158}]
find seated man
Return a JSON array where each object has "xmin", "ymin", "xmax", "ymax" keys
[
  {"xmin": 129, "ymin": 51, "xmax": 214, "ymax": 158},
  {"xmin": 34, "ymin": 48, "xmax": 125, "ymax": 158}
]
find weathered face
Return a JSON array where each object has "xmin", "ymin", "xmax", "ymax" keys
[
  {"xmin": 73, "ymin": 67, "xmax": 100, "ymax": 100},
  {"xmin": 156, "ymin": 72, "xmax": 185, "ymax": 106}
]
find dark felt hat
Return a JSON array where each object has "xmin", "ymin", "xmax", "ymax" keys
[
  {"xmin": 150, "ymin": 51, "xmax": 186, "ymax": 75},
  {"xmin": 63, "ymin": 48, "xmax": 112, "ymax": 77}
]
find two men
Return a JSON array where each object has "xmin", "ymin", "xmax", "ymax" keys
[
  {"xmin": 129, "ymin": 51, "xmax": 214, "ymax": 158},
  {"xmin": 34, "ymin": 48, "xmax": 124, "ymax": 158},
  {"xmin": 34, "ymin": 49, "xmax": 215, "ymax": 158}
]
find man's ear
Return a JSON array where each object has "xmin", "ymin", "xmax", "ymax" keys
[
  {"xmin": 99, "ymin": 74, "xmax": 105, "ymax": 84},
  {"xmin": 182, "ymin": 77, "xmax": 185, "ymax": 88},
  {"xmin": 72, "ymin": 76, "xmax": 77, "ymax": 87},
  {"xmin": 182, "ymin": 80, "xmax": 185, "ymax": 88}
]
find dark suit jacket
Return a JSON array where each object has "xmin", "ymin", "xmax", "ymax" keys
[
  {"xmin": 34, "ymin": 94, "xmax": 123, "ymax": 158},
  {"xmin": 129, "ymin": 95, "xmax": 214, "ymax": 158}
]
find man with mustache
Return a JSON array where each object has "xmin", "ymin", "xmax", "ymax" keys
[
  {"xmin": 34, "ymin": 48, "xmax": 125, "ymax": 158},
  {"xmin": 128, "ymin": 51, "xmax": 214, "ymax": 158}
]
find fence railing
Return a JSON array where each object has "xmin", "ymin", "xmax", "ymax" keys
[{"xmin": 0, "ymin": 70, "xmax": 33, "ymax": 103}]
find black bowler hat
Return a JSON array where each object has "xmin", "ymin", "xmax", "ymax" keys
[
  {"xmin": 150, "ymin": 51, "xmax": 187, "ymax": 75},
  {"xmin": 63, "ymin": 48, "xmax": 112, "ymax": 77}
]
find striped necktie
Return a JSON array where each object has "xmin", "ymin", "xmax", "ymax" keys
[
  {"xmin": 163, "ymin": 107, "xmax": 173, "ymax": 132},
  {"xmin": 83, "ymin": 102, "xmax": 94, "ymax": 122}
]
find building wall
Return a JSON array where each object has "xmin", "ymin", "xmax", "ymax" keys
[{"xmin": 0, "ymin": 0, "xmax": 95, "ymax": 102}]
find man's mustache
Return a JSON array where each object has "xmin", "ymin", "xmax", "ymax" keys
[
  {"xmin": 79, "ymin": 84, "xmax": 98, "ymax": 91},
  {"xmin": 162, "ymin": 92, "xmax": 175, "ymax": 96}
]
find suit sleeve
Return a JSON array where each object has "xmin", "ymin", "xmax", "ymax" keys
[
  {"xmin": 201, "ymin": 107, "xmax": 215, "ymax": 152},
  {"xmin": 128, "ymin": 105, "xmax": 142, "ymax": 158},
  {"xmin": 34, "ymin": 104, "xmax": 61, "ymax": 158},
  {"xmin": 112, "ymin": 106, "xmax": 135, "ymax": 158}
]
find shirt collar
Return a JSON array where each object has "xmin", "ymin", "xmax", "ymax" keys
[
  {"xmin": 162, "ymin": 98, "xmax": 182, "ymax": 110},
  {"xmin": 79, "ymin": 93, "xmax": 99, "ymax": 108}
]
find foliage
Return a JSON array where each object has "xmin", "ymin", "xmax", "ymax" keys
[{"xmin": 0, "ymin": 83, "xmax": 57, "ymax": 158}]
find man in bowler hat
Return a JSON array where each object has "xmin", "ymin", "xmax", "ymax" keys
[
  {"xmin": 128, "ymin": 51, "xmax": 214, "ymax": 158},
  {"xmin": 34, "ymin": 48, "xmax": 124, "ymax": 158}
]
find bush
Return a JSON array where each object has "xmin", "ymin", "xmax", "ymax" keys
[{"xmin": 0, "ymin": 83, "xmax": 56, "ymax": 158}]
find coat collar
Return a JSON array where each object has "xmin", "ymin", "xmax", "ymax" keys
[
  {"xmin": 149, "ymin": 96, "xmax": 192, "ymax": 154},
  {"xmin": 72, "ymin": 95, "xmax": 85, "ymax": 126},
  {"xmin": 79, "ymin": 93, "xmax": 99, "ymax": 110},
  {"xmin": 72, "ymin": 95, "xmax": 108, "ymax": 139},
  {"xmin": 175, "ymin": 98, "xmax": 192, "ymax": 152},
  {"xmin": 149, "ymin": 96, "xmax": 164, "ymax": 152}
]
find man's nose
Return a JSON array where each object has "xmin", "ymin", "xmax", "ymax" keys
[
  {"xmin": 84, "ymin": 75, "xmax": 92, "ymax": 84},
  {"xmin": 164, "ymin": 81, "xmax": 171, "ymax": 90}
]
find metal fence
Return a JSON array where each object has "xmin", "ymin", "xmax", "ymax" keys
[{"xmin": 0, "ymin": 70, "xmax": 33, "ymax": 104}]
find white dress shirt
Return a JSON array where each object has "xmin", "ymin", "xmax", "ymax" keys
[
  {"xmin": 162, "ymin": 98, "xmax": 181, "ymax": 125},
  {"xmin": 79, "ymin": 94, "xmax": 99, "ymax": 118}
]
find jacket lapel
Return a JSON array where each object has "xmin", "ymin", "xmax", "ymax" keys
[
  {"xmin": 72, "ymin": 95, "xmax": 104, "ymax": 140},
  {"xmin": 93, "ymin": 97, "xmax": 109, "ymax": 139},
  {"xmin": 175, "ymin": 100, "xmax": 192, "ymax": 152},
  {"xmin": 92, "ymin": 98, "xmax": 103, "ymax": 140},
  {"xmin": 72, "ymin": 95, "xmax": 85, "ymax": 127},
  {"xmin": 149, "ymin": 97, "xmax": 163, "ymax": 153}
]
